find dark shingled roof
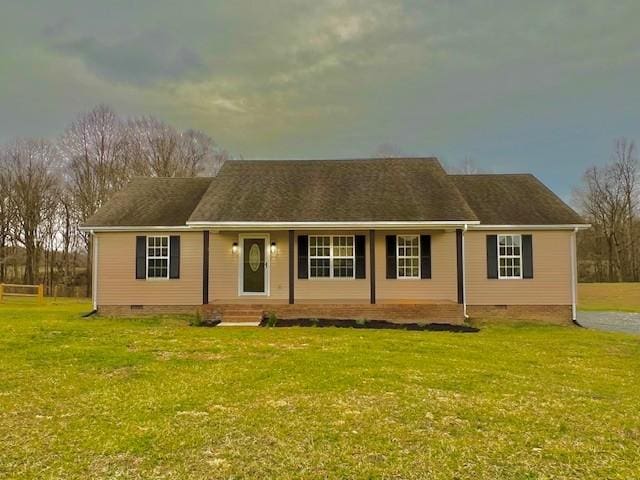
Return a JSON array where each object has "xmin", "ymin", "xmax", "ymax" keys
[
  {"xmin": 84, "ymin": 158, "xmax": 586, "ymax": 227},
  {"xmin": 83, "ymin": 177, "xmax": 213, "ymax": 227},
  {"xmin": 188, "ymin": 158, "xmax": 478, "ymax": 222},
  {"xmin": 449, "ymin": 174, "xmax": 584, "ymax": 225}
]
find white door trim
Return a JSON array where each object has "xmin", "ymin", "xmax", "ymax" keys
[{"xmin": 238, "ymin": 233, "xmax": 270, "ymax": 296}]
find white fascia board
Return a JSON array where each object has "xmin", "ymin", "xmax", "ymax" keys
[
  {"xmin": 468, "ymin": 224, "xmax": 591, "ymax": 230},
  {"xmin": 80, "ymin": 222, "xmax": 590, "ymax": 232},
  {"xmin": 79, "ymin": 225, "xmax": 197, "ymax": 232},
  {"xmin": 185, "ymin": 220, "xmax": 480, "ymax": 230}
]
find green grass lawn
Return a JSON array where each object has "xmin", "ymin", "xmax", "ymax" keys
[
  {"xmin": 1, "ymin": 300, "xmax": 639, "ymax": 479},
  {"xmin": 579, "ymin": 282, "xmax": 640, "ymax": 312}
]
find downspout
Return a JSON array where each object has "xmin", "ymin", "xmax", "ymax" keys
[
  {"xmin": 462, "ymin": 224, "xmax": 469, "ymax": 319},
  {"xmin": 91, "ymin": 230, "xmax": 98, "ymax": 312},
  {"xmin": 571, "ymin": 227, "xmax": 578, "ymax": 322}
]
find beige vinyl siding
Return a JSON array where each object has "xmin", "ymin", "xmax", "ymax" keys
[
  {"xmin": 375, "ymin": 230, "xmax": 458, "ymax": 303},
  {"xmin": 208, "ymin": 230, "xmax": 458, "ymax": 304},
  {"xmin": 465, "ymin": 230, "xmax": 572, "ymax": 305},
  {"xmin": 97, "ymin": 231, "xmax": 202, "ymax": 306},
  {"xmin": 210, "ymin": 231, "xmax": 289, "ymax": 304},
  {"xmin": 294, "ymin": 231, "xmax": 369, "ymax": 303}
]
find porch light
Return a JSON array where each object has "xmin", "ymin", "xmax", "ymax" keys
[
  {"xmin": 270, "ymin": 242, "xmax": 277, "ymax": 254},
  {"xmin": 232, "ymin": 242, "xmax": 238, "ymax": 254}
]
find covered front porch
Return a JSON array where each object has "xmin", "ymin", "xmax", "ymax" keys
[{"xmin": 201, "ymin": 226, "xmax": 467, "ymax": 325}]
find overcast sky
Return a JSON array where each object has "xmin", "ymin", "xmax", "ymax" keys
[{"xmin": 1, "ymin": 1, "xmax": 638, "ymax": 197}]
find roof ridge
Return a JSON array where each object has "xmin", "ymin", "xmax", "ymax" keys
[
  {"xmin": 448, "ymin": 173, "xmax": 534, "ymax": 177},
  {"xmin": 130, "ymin": 176, "xmax": 215, "ymax": 180},
  {"xmin": 226, "ymin": 157, "xmax": 439, "ymax": 163}
]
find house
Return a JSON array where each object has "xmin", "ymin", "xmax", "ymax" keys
[{"xmin": 81, "ymin": 158, "xmax": 589, "ymax": 325}]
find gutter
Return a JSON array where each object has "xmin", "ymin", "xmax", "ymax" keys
[
  {"xmin": 185, "ymin": 220, "xmax": 480, "ymax": 230},
  {"xmin": 462, "ymin": 223, "xmax": 469, "ymax": 319},
  {"xmin": 79, "ymin": 222, "xmax": 592, "ymax": 233},
  {"xmin": 468, "ymin": 224, "xmax": 591, "ymax": 231}
]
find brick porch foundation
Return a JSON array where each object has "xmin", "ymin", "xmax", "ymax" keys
[{"xmin": 202, "ymin": 303, "xmax": 466, "ymax": 325}]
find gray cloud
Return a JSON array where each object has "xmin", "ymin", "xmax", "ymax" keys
[
  {"xmin": 0, "ymin": 0, "xmax": 639, "ymax": 198},
  {"xmin": 53, "ymin": 29, "xmax": 206, "ymax": 85}
]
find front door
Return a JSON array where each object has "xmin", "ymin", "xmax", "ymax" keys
[{"xmin": 241, "ymin": 236, "xmax": 268, "ymax": 295}]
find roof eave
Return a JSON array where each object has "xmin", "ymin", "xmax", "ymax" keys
[
  {"xmin": 79, "ymin": 225, "xmax": 195, "ymax": 232},
  {"xmin": 185, "ymin": 220, "xmax": 480, "ymax": 230},
  {"xmin": 80, "ymin": 221, "xmax": 591, "ymax": 232},
  {"xmin": 469, "ymin": 223, "xmax": 591, "ymax": 230}
]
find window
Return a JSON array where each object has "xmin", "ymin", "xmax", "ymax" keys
[
  {"xmin": 397, "ymin": 235, "xmax": 420, "ymax": 278},
  {"xmin": 309, "ymin": 235, "xmax": 354, "ymax": 278},
  {"xmin": 498, "ymin": 234, "xmax": 522, "ymax": 279},
  {"xmin": 147, "ymin": 236, "xmax": 169, "ymax": 279}
]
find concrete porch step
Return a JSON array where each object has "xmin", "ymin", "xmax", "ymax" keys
[
  {"xmin": 222, "ymin": 311, "xmax": 265, "ymax": 316},
  {"xmin": 217, "ymin": 321, "xmax": 261, "ymax": 327},
  {"xmin": 222, "ymin": 313, "xmax": 263, "ymax": 323}
]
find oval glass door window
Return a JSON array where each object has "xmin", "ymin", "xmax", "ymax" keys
[{"xmin": 249, "ymin": 244, "xmax": 261, "ymax": 272}]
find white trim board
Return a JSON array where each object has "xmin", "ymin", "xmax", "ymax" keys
[
  {"xmin": 187, "ymin": 220, "xmax": 480, "ymax": 230},
  {"xmin": 468, "ymin": 224, "xmax": 590, "ymax": 230},
  {"xmin": 82, "ymin": 222, "xmax": 591, "ymax": 232},
  {"xmin": 80, "ymin": 226, "xmax": 197, "ymax": 232}
]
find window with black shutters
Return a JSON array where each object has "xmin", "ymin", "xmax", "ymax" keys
[
  {"xmin": 147, "ymin": 236, "xmax": 169, "ymax": 279},
  {"xmin": 397, "ymin": 235, "xmax": 420, "ymax": 279},
  {"xmin": 497, "ymin": 234, "xmax": 522, "ymax": 279},
  {"xmin": 309, "ymin": 235, "xmax": 355, "ymax": 278}
]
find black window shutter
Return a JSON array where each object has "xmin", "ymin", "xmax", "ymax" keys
[
  {"xmin": 298, "ymin": 235, "xmax": 308, "ymax": 279},
  {"xmin": 169, "ymin": 236, "xmax": 180, "ymax": 279},
  {"xmin": 486, "ymin": 235, "xmax": 498, "ymax": 279},
  {"xmin": 355, "ymin": 235, "xmax": 366, "ymax": 279},
  {"xmin": 136, "ymin": 236, "xmax": 146, "ymax": 279},
  {"xmin": 420, "ymin": 235, "xmax": 431, "ymax": 279},
  {"xmin": 386, "ymin": 235, "xmax": 397, "ymax": 279},
  {"xmin": 522, "ymin": 234, "xmax": 533, "ymax": 279}
]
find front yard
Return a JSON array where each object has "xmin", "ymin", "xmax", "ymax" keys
[
  {"xmin": 1, "ymin": 300, "xmax": 639, "ymax": 479},
  {"xmin": 579, "ymin": 282, "xmax": 640, "ymax": 312}
]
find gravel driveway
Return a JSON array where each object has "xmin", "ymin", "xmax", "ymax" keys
[{"xmin": 577, "ymin": 311, "xmax": 640, "ymax": 334}]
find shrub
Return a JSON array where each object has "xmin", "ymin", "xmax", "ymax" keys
[
  {"xmin": 190, "ymin": 310, "xmax": 203, "ymax": 327},
  {"xmin": 355, "ymin": 318, "xmax": 367, "ymax": 327},
  {"xmin": 266, "ymin": 312, "xmax": 278, "ymax": 327},
  {"xmin": 310, "ymin": 318, "xmax": 319, "ymax": 327}
]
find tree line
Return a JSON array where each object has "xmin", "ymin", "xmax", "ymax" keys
[
  {"xmin": 0, "ymin": 108, "xmax": 637, "ymax": 295},
  {"xmin": 0, "ymin": 105, "xmax": 230, "ymax": 295},
  {"xmin": 574, "ymin": 138, "xmax": 639, "ymax": 282}
]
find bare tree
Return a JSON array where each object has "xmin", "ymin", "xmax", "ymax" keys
[
  {"xmin": 125, "ymin": 116, "xmax": 226, "ymax": 177},
  {"xmin": 372, "ymin": 143, "xmax": 407, "ymax": 158},
  {"xmin": 0, "ymin": 104, "xmax": 232, "ymax": 293},
  {"xmin": 0, "ymin": 157, "xmax": 15, "ymax": 282},
  {"xmin": 611, "ymin": 138, "xmax": 638, "ymax": 280},
  {"xmin": 182, "ymin": 129, "xmax": 228, "ymax": 176},
  {"xmin": 2, "ymin": 139, "xmax": 60, "ymax": 285},
  {"xmin": 58, "ymin": 105, "xmax": 130, "ymax": 295},
  {"xmin": 575, "ymin": 137, "xmax": 639, "ymax": 282},
  {"xmin": 446, "ymin": 156, "xmax": 489, "ymax": 174}
]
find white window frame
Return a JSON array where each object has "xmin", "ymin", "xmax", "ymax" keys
[
  {"xmin": 396, "ymin": 235, "xmax": 420, "ymax": 279},
  {"xmin": 308, "ymin": 235, "xmax": 355, "ymax": 279},
  {"xmin": 497, "ymin": 234, "xmax": 522, "ymax": 280},
  {"xmin": 146, "ymin": 235, "xmax": 170, "ymax": 280}
]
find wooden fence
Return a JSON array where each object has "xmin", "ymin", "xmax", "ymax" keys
[{"xmin": 0, "ymin": 284, "xmax": 44, "ymax": 303}]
